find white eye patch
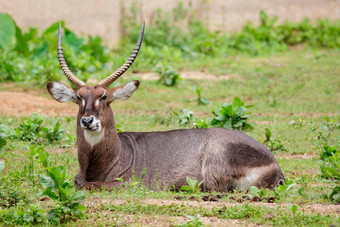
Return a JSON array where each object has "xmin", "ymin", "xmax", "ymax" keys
[
  {"xmin": 77, "ymin": 94, "xmax": 85, "ymax": 106},
  {"xmin": 95, "ymin": 92, "xmax": 107, "ymax": 107}
]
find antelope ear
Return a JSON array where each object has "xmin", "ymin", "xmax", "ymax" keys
[
  {"xmin": 110, "ymin": 80, "xmax": 140, "ymax": 101},
  {"xmin": 47, "ymin": 82, "xmax": 76, "ymax": 103}
]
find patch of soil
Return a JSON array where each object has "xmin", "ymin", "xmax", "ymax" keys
[
  {"xmin": 253, "ymin": 120, "xmax": 277, "ymax": 125},
  {"xmin": 87, "ymin": 198, "xmax": 340, "ymax": 217},
  {"xmin": 276, "ymin": 153, "xmax": 318, "ymax": 159},
  {"xmin": 118, "ymin": 213, "xmax": 249, "ymax": 227},
  {"xmin": 46, "ymin": 147, "xmax": 77, "ymax": 154},
  {"xmin": 86, "ymin": 198, "xmax": 251, "ymax": 226},
  {"xmin": 257, "ymin": 112, "xmax": 338, "ymax": 117},
  {"xmin": 0, "ymin": 91, "xmax": 77, "ymax": 117},
  {"xmin": 143, "ymin": 199, "xmax": 340, "ymax": 216}
]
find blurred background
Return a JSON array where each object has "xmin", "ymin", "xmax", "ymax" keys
[
  {"xmin": 0, "ymin": 0, "xmax": 339, "ymax": 84},
  {"xmin": 1, "ymin": 0, "xmax": 339, "ymax": 46}
]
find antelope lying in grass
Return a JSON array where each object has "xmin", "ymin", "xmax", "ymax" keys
[{"xmin": 47, "ymin": 22, "xmax": 285, "ymax": 191}]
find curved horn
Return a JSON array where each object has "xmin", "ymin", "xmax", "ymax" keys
[
  {"xmin": 58, "ymin": 22, "xmax": 85, "ymax": 88},
  {"xmin": 98, "ymin": 21, "xmax": 145, "ymax": 88}
]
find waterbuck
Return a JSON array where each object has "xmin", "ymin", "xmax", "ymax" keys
[{"xmin": 47, "ymin": 22, "xmax": 284, "ymax": 191}]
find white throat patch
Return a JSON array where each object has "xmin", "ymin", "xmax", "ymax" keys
[{"xmin": 84, "ymin": 129, "xmax": 105, "ymax": 148}]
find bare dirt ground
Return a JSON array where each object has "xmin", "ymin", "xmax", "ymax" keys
[
  {"xmin": 0, "ymin": 91, "xmax": 77, "ymax": 117},
  {"xmin": 0, "ymin": 88, "xmax": 337, "ymax": 119},
  {"xmin": 84, "ymin": 197, "xmax": 340, "ymax": 226},
  {"xmin": 109, "ymin": 198, "xmax": 340, "ymax": 216},
  {"xmin": 0, "ymin": 71, "xmax": 234, "ymax": 117}
]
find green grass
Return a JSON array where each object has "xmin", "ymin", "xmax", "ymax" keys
[{"xmin": 0, "ymin": 49, "xmax": 339, "ymax": 226}]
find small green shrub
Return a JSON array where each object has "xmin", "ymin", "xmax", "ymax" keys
[
  {"xmin": 42, "ymin": 120, "xmax": 64, "ymax": 142},
  {"xmin": 274, "ymin": 178, "xmax": 297, "ymax": 200},
  {"xmin": 176, "ymin": 214, "xmax": 204, "ymax": 227},
  {"xmin": 180, "ymin": 177, "xmax": 204, "ymax": 193},
  {"xmin": 174, "ymin": 109, "xmax": 194, "ymax": 127},
  {"xmin": 309, "ymin": 117, "xmax": 340, "ymax": 147},
  {"xmin": 264, "ymin": 128, "xmax": 287, "ymax": 152},
  {"xmin": 15, "ymin": 113, "xmax": 44, "ymax": 141},
  {"xmin": 0, "ymin": 186, "xmax": 29, "ymax": 208},
  {"xmin": 0, "ymin": 124, "xmax": 16, "ymax": 149},
  {"xmin": 193, "ymin": 97, "xmax": 252, "ymax": 130},
  {"xmin": 249, "ymin": 186, "xmax": 268, "ymax": 199},
  {"xmin": 0, "ymin": 205, "xmax": 45, "ymax": 225},
  {"xmin": 320, "ymin": 145, "xmax": 340, "ymax": 202},
  {"xmin": 13, "ymin": 113, "xmax": 65, "ymax": 143},
  {"xmin": 29, "ymin": 145, "xmax": 86, "ymax": 223},
  {"xmin": 210, "ymin": 97, "xmax": 253, "ymax": 130},
  {"xmin": 153, "ymin": 63, "xmax": 182, "ymax": 87},
  {"xmin": 193, "ymin": 119, "xmax": 210, "ymax": 129},
  {"xmin": 193, "ymin": 85, "xmax": 209, "ymax": 106}
]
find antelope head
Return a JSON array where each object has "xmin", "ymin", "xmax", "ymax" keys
[{"xmin": 47, "ymin": 22, "xmax": 144, "ymax": 137}]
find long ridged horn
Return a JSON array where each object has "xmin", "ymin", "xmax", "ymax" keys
[
  {"xmin": 98, "ymin": 21, "xmax": 145, "ymax": 88},
  {"xmin": 58, "ymin": 22, "xmax": 85, "ymax": 88}
]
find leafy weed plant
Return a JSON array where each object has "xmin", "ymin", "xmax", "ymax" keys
[
  {"xmin": 153, "ymin": 63, "xmax": 182, "ymax": 87},
  {"xmin": 180, "ymin": 177, "xmax": 204, "ymax": 193},
  {"xmin": 320, "ymin": 145, "xmax": 340, "ymax": 202},
  {"xmin": 249, "ymin": 186, "xmax": 268, "ymax": 199},
  {"xmin": 193, "ymin": 85, "xmax": 209, "ymax": 106},
  {"xmin": 31, "ymin": 145, "xmax": 86, "ymax": 223},
  {"xmin": 264, "ymin": 128, "xmax": 287, "ymax": 152},
  {"xmin": 174, "ymin": 109, "xmax": 194, "ymax": 127},
  {"xmin": 8, "ymin": 113, "xmax": 65, "ymax": 144},
  {"xmin": 176, "ymin": 214, "xmax": 204, "ymax": 227}
]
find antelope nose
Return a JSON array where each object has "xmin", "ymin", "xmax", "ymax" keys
[{"xmin": 81, "ymin": 116, "xmax": 94, "ymax": 127}]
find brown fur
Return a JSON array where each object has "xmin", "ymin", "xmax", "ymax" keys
[{"xmin": 47, "ymin": 81, "xmax": 284, "ymax": 191}]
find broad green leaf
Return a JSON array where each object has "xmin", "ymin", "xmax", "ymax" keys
[
  {"xmin": 186, "ymin": 176, "xmax": 197, "ymax": 190},
  {"xmin": 42, "ymin": 21, "xmax": 61, "ymax": 36},
  {"xmin": 33, "ymin": 41, "xmax": 49, "ymax": 57},
  {"xmin": 69, "ymin": 191, "xmax": 85, "ymax": 203},
  {"xmin": 0, "ymin": 161, "xmax": 5, "ymax": 172},
  {"xmin": 215, "ymin": 116, "xmax": 226, "ymax": 121},
  {"xmin": 43, "ymin": 188, "xmax": 59, "ymax": 200},
  {"xmin": 64, "ymin": 32, "xmax": 85, "ymax": 51},
  {"xmin": 223, "ymin": 119, "xmax": 233, "ymax": 129},
  {"xmin": 249, "ymin": 186, "xmax": 260, "ymax": 197},
  {"xmin": 265, "ymin": 128, "xmax": 272, "ymax": 141},
  {"xmin": 47, "ymin": 166, "xmax": 65, "ymax": 186},
  {"xmin": 233, "ymin": 121, "xmax": 243, "ymax": 128},
  {"xmin": 0, "ymin": 13, "xmax": 15, "ymax": 47},
  {"xmin": 180, "ymin": 185, "xmax": 192, "ymax": 192},
  {"xmin": 37, "ymin": 147, "xmax": 49, "ymax": 168},
  {"xmin": 14, "ymin": 24, "xmax": 29, "ymax": 54},
  {"xmin": 232, "ymin": 97, "xmax": 242, "ymax": 108},
  {"xmin": 0, "ymin": 137, "xmax": 6, "ymax": 149},
  {"xmin": 40, "ymin": 174, "xmax": 55, "ymax": 188},
  {"xmin": 234, "ymin": 106, "xmax": 246, "ymax": 117},
  {"xmin": 290, "ymin": 205, "xmax": 298, "ymax": 214},
  {"xmin": 77, "ymin": 204, "xmax": 87, "ymax": 211}
]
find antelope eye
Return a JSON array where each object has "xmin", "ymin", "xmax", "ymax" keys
[
  {"xmin": 77, "ymin": 96, "xmax": 82, "ymax": 101},
  {"xmin": 100, "ymin": 95, "xmax": 107, "ymax": 101}
]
